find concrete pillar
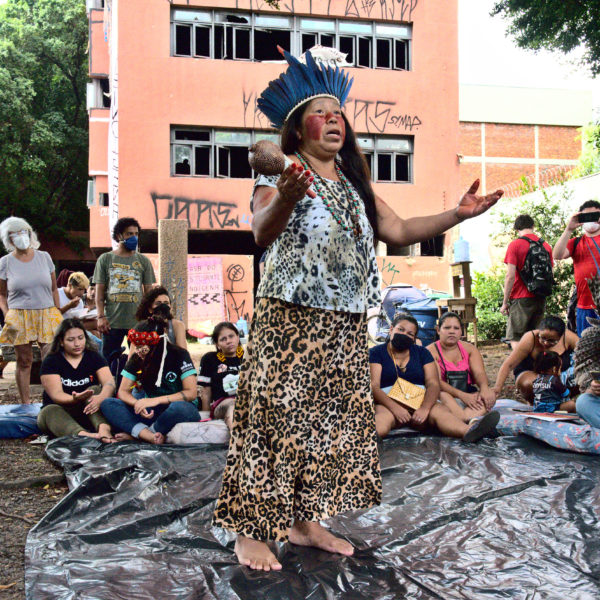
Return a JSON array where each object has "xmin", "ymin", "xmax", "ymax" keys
[{"xmin": 158, "ymin": 219, "xmax": 188, "ymax": 327}]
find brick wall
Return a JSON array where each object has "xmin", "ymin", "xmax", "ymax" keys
[{"xmin": 459, "ymin": 122, "xmax": 581, "ymax": 196}]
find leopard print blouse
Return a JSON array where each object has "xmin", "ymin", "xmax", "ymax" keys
[{"xmin": 254, "ymin": 174, "xmax": 381, "ymax": 313}]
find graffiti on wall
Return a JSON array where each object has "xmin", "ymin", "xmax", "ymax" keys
[
  {"xmin": 150, "ymin": 192, "xmax": 241, "ymax": 229},
  {"xmin": 166, "ymin": 0, "xmax": 420, "ymax": 21},
  {"xmin": 224, "ymin": 263, "xmax": 250, "ymax": 322},
  {"xmin": 242, "ymin": 92, "xmax": 422, "ymax": 134}
]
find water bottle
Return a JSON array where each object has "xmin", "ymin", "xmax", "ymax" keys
[
  {"xmin": 236, "ymin": 317, "xmax": 248, "ymax": 338},
  {"xmin": 453, "ymin": 236, "xmax": 470, "ymax": 263}
]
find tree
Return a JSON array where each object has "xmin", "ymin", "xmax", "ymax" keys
[
  {"xmin": 491, "ymin": 1, "xmax": 600, "ymax": 76},
  {"xmin": 0, "ymin": 0, "xmax": 89, "ymax": 244}
]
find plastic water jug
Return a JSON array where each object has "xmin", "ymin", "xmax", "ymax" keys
[
  {"xmin": 236, "ymin": 317, "xmax": 248, "ymax": 337},
  {"xmin": 453, "ymin": 237, "xmax": 470, "ymax": 262}
]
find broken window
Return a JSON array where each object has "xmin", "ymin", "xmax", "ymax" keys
[
  {"xmin": 420, "ymin": 234, "xmax": 445, "ymax": 257},
  {"xmin": 254, "ymin": 28, "xmax": 290, "ymax": 60}
]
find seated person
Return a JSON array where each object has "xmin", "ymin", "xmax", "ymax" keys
[
  {"xmin": 531, "ymin": 351, "xmax": 575, "ymax": 413},
  {"xmin": 81, "ymin": 283, "xmax": 99, "ymax": 335},
  {"xmin": 135, "ymin": 286, "xmax": 187, "ymax": 349},
  {"xmin": 197, "ymin": 322, "xmax": 244, "ymax": 429},
  {"xmin": 58, "ymin": 272, "xmax": 89, "ymax": 319},
  {"xmin": 370, "ymin": 314, "xmax": 500, "ymax": 443},
  {"xmin": 426, "ymin": 312, "xmax": 496, "ymax": 424},
  {"xmin": 493, "ymin": 315, "xmax": 579, "ymax": 402},
  {"xmin": 38, "ymin": 318, "xmax": 116, "ymax": 442},
  {"xmin": 101, "ymin": 312, "xmax": 199, "ymax": 444}
]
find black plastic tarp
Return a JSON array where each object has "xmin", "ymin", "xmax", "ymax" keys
[{"xmin": 25, "ymin": 435, "xmax": 600, "ymax": 599}]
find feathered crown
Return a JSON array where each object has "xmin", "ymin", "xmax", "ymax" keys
[{"xmin": 257, "ymin": 47, "xmax": 354, "ymax": 130}]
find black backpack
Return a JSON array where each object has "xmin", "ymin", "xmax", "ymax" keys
[{"xmin": 518, "ymin": 236, "xmax": 555, "ymax": 297}]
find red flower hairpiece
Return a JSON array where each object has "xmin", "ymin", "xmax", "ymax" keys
[{"xmin": 127, "ymin": 329, "xmax": 161, "ymax": 346}]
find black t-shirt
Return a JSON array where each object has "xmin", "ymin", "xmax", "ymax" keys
[
  {"xmin": 198, "ymin": 352, "xmax": 242, "ymax": 400},
  {"xmin": 40, "ymin": 350, "xmax": 108, "ymax": 406},
  {"xmin": 122, "ymin": 345, "xmax": 196, "ymax": 398}
]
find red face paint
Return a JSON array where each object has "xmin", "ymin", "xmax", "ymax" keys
[{"xmin": 304, "ymin": 113, "xmax": 346, "ymax": 143}]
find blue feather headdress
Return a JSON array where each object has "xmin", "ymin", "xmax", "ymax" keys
[{"xmin": 257, "ymin": 47, "xmax": 354, "ymax": 130}]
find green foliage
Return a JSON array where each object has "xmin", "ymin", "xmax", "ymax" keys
[
  {"xmin": 473, "ymin": 267, "xmax": 507, "ymax": 340},
  {"xmin": 572, "ymin": 123, "xmax": 600, "ymax": 178},
  {"xmin": 491, "ymin": 1, "xmax": 600, "ymax": 76},
  {"xmin": 0, "ymin": 0, "xmax": 89, "ymax": 244}
]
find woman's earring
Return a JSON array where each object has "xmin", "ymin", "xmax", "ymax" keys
[
  {"xmin": 236, "ymin": 345, "xmax": 244, "ymax": 358},
  {"xmin": 216, "ymin": 349, "xmax": 225, "ymax": 362}
]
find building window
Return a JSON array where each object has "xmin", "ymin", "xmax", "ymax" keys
[
  {"xmin": 86, "ymin": 78, "xmax": 110, "ymax": 110},
  {"xmin": 171, "ymin": 127, "xmax": 279, "ymax": 178},
  {"xmin": 171, "ymin": 10, "xmax": 411, "ymax": 70},
  {"xmin": 357, "ymin": 136, "xmax": 413, "ymax": 183}
]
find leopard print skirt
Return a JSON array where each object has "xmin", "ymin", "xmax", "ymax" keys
[{"xmin": 212, "ymin": 297, "xmax": 382, "ymax": 541}]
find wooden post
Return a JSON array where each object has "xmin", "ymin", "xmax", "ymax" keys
[{"xmin": 158, "ymin": 219, "xmax": 188, "ymax": 327}]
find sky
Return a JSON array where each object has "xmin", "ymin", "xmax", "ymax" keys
[{"xmin": 459, "ymin": 0, "xmax": 600, "ymax": 114}]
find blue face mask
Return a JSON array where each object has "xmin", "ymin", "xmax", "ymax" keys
[{"xmin": 122, "ymin": 236, "xmax": 138, "ymax": 251}]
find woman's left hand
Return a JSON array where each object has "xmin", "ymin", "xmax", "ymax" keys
[
  {"xmin": 134, "ymin": 398, "xmax": 155, "ymax": 418},
  {"xmin": 83, "ymin": 395, "xmax": 104, "ymax": 415},
  {"xmin": 479, "ymin": 388, "xmax": 497, "ymax": 410},
  {"xmin": 411, "ymin": 406, "xmax": 430, "ymax": 426},
  {"xmin": 456, "ymin": 180, "xmax": 504, "ymax": 220}
]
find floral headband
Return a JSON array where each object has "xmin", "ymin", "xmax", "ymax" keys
[{"xmin": 127, "ymin": 329, "xmax": 161, "ymax": 346}]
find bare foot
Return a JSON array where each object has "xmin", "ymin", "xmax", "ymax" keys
[
  {"xmin": 114, "ymin": 432, "xmax": 135, "ymax": 441},
  {"xmin": 77, "ymin": 430, "xmax": 102, "ymax": 440},
  {"xmin": 153, "ymin": 432, "xmax": 165, "ymax": 445},
  {"xmin": 289, "ymin": 521, "xmax": 354, "ymax": 556},
  {"xmin": 234, "ymin": 536, "xmax": 282, "ymax": 571}
]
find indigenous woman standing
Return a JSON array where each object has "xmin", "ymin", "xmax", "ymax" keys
[
  {"xmin": 0, "ymin": 217, "xmax": 62, "ymax": 403},
  {"xmin": 213, "ymin": 49, "xmax": 504, "ymax": 570}
]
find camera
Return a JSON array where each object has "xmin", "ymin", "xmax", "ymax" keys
[{"xmin": 577, "ymin": 211, "xmax": 600, "ymax": 223}]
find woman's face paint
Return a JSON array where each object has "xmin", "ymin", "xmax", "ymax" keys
[{"xmin": 304, "ymin": 113, "xmax": 346, "ymax": 143}]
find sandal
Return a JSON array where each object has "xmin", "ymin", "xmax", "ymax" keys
[{"xmin": 463, "ymin": 411, "xmax": 500, "ymax": 443}]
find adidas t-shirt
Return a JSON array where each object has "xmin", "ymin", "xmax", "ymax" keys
[
  {"xmin": 40, "ymin": 350, "xmax": 108, "ymax": 406},
  {"xmin": 122, "ymin": 346, "xmax": 197, "ymax": 399}
]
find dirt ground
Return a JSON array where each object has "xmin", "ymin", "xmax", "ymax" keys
[{"xmin": 0, "ymin": 341, "xmax": 516, "ymax": 599}]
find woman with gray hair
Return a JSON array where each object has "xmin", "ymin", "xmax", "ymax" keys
[{"xmin": 0, "ymin": 217, "xmax": 62, "ymax": 403}]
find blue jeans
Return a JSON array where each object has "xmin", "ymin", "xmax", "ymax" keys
[
  {"xmin": 101, "ymin": 327, "xmax": 129, "ymax": 363},
  {"xmin": 576, "ymin": 308, "xmax": 599, "ymax": 337},
  {"xmin": 101, "ymin": 397, "xmax": 199, "ymax": 437},
  {"xmin": 576, "ymin": 393, "xmax": 600, "ymax": 428}
]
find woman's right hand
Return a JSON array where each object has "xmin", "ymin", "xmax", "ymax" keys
[
  {"xmin": 389, "ymin": 403, "xmax": 412, "ymax": 425},
  {"xmin": 276, "ymin": 163, "xmax": 313, "ymax": 204}
]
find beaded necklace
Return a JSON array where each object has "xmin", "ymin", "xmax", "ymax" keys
[{"xmin": 295, "ymin": 152, "xmax": 362, "ymax": 238}]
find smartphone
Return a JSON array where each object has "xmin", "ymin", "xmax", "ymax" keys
[
  {"xmin": 577, "ymin": 212, "xmax": 600, "ymax": 223},
  {"xmin": 591, "ymin": 371, "xmax": 600, "ymax": 381}
]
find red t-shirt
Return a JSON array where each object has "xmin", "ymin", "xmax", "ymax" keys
[
  {"xmin": 567, "ymin": 235, "xmax": 600, "ymax": 309},
  {"xmin": 504, "ymin": 234, "xmax": 554, "ymax": 299}
]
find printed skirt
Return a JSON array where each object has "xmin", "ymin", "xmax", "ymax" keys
[
  {"xmin": 0, "ymin": 307, "xmax": 62, "ymax": 346},
  {"xmin": 213, "ymin": 297, "xmax": 382, "ymax": 541}
]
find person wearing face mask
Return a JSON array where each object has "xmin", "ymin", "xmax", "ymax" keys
[
  {"xmin": 553, "ymin": 200, "xmax": 600, "ymax": 336},
  {"xmin": 0, "ymin": 217, "xmax": 63, "ymax": 403},
  {"xmin": 369, "ymin": 314, "xmax": 500, "ymax": 442},
  {"xmin": 135, "ymin": 286, "xmax": 186, "ymax": 349},
  {"xmin": 500, "ymin": 215, "xmax": 554, "ymax": 350},
  {"xmin": 100, "ymin": 312, "xmax": 199, "ymax": 444},
  {"xmin": 92, "ymin": 217, "xmax": 156, "ymax": 363}
]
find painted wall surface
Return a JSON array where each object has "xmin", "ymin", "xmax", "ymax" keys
[
  {"xmin": 89, "ymin": 9, "xmax": 109, "ymax": 76},
  {"xmin": 147, "ymin": 253, "xmax": 254, "ymax": 329},
  {"xmin": 88, "ymin": 0, "xmax": 460, "ymax": 295},
  {"xmin": 89, "ymin": 0, "xmax": 459, "ymax": 240},
  {"xmin": 376, "ymin": 256, "xmax": 451, "ymax": 291}
]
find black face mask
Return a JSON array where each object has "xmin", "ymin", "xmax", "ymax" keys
[{"xmin": 392, "ymin": 333, "xmax": 414, "ymax": 351}]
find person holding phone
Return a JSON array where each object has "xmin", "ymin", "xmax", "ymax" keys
[{"xmin": 553, "ymin": 200, "xmax": 600, "ymax": 336}]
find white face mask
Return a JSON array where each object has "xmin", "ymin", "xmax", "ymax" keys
[
  {"xmin": 12, "ymin": 233, "xmax": 30, "ymax": 250},
  {"xmin": 583, "ymin": 222, "xmax": 600, "ymax": 235}
]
